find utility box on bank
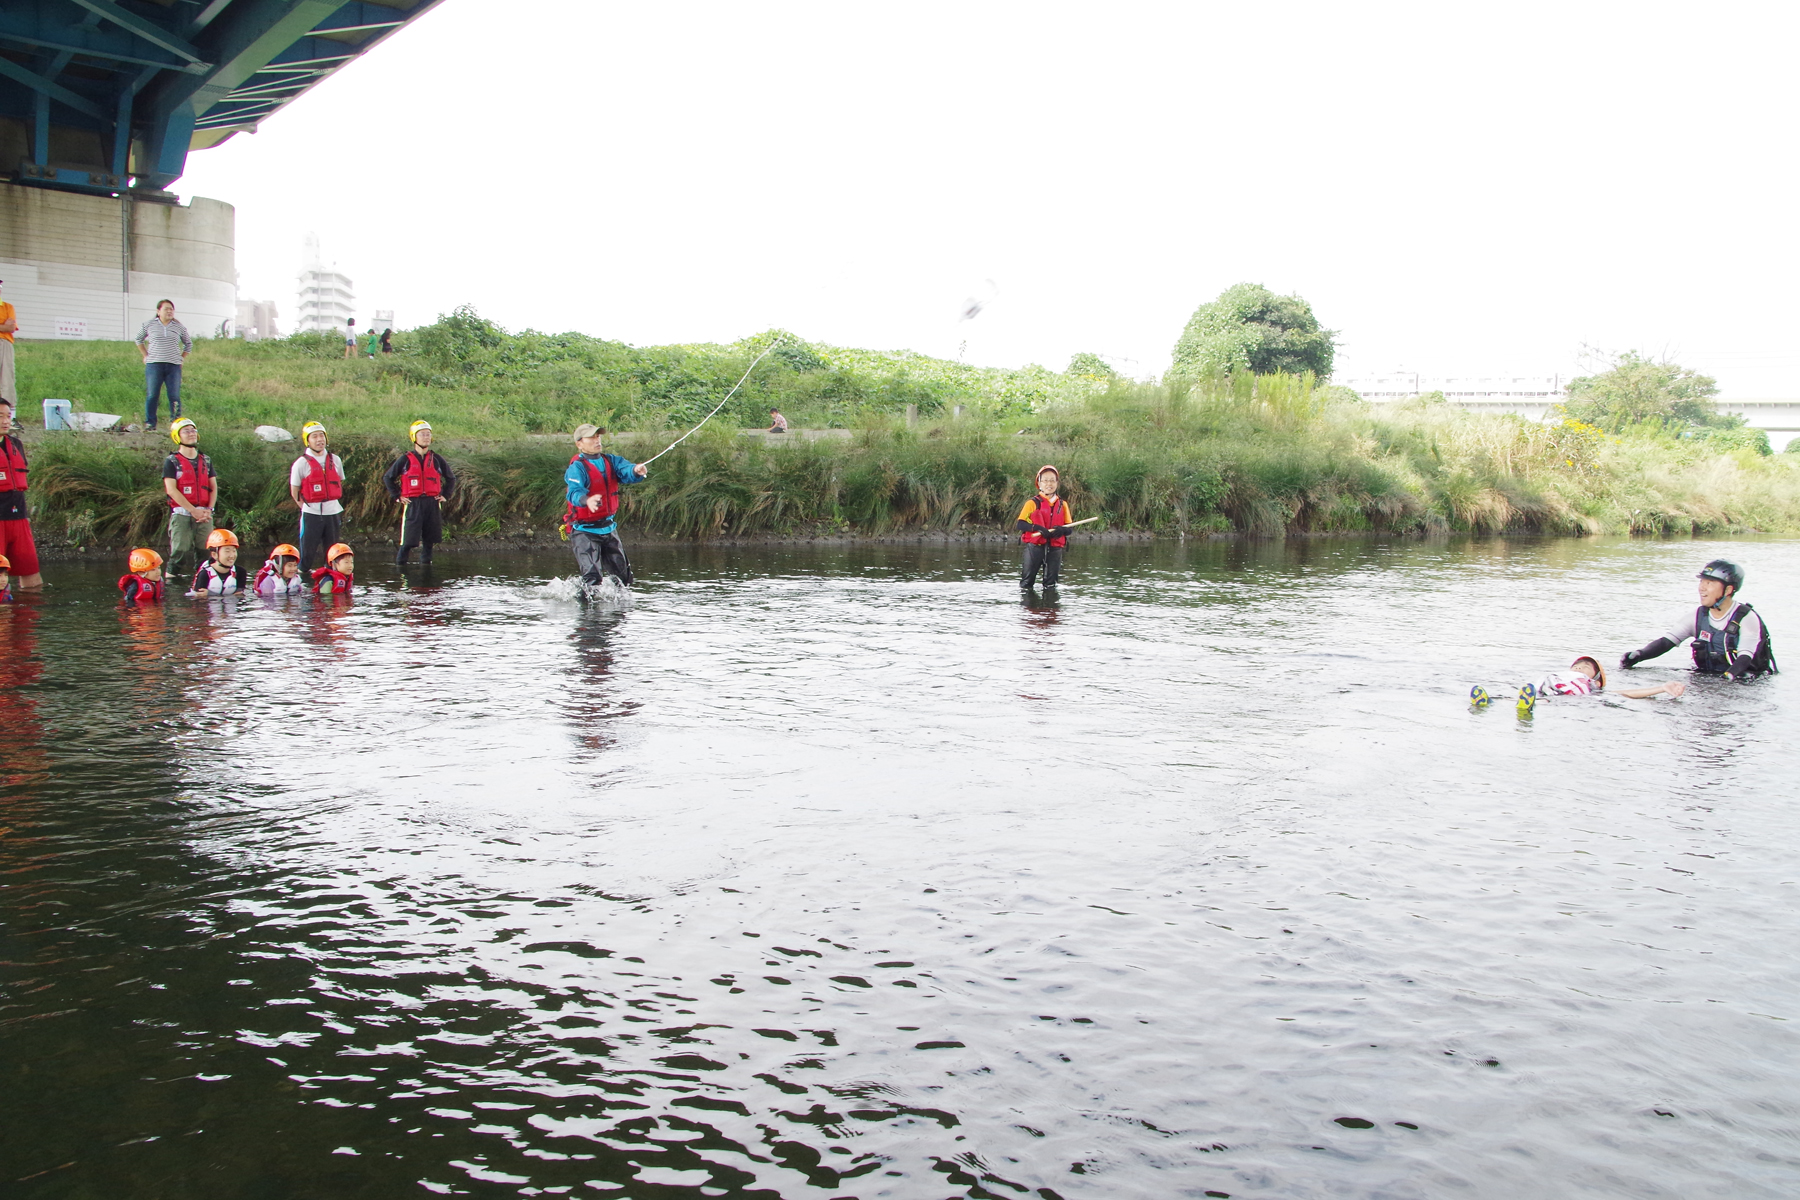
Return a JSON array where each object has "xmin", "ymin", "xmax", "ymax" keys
[{"xmin": 43, "ymin": 399, "xmax": 72, "ymax": 430}]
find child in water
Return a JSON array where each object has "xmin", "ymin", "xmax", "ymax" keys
[
  {"xmin": 312, "ymin": 542, "xmax": 355, "ymax": 594},
  {"xmin": 0, "ymin": 552, "xmax": 11, "ymax": 602},
  {"xmin": 254, "ymin": 543, "xmax": 306, "ymax": 596},
  {"xmin": 1472, "ymin": 655, "xmax": 1686, "ymax": 712},
  {"xmin": 119, "ymin": 548, "xmax": 165, "ymax": 605},
  {"xmin": 187, "ymin": 528, "xmax": 247, "ymax": 596}
]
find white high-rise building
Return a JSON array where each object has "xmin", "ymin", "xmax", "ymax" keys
[
  {"xmin": 295, "ymin": 233, "xmax": 355, "ymax": 334},
  {"xmin": 235, "ymin": 298, "xmax": 280, "ymax": 340}
]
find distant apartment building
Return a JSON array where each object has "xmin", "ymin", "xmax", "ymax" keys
[
  {"xmin": 235, "ymin": 298, "xmax": 280, "ymax": 340},
  {"xmin": 295, "ymin": 232, "xmax": 355, "ymax": 334},
  {"xmin": 370, "ymin": 309, "xmax": 394, "ymax": 334}
]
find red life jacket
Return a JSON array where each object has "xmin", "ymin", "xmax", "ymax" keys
[
  {"xmin": 311, "ymin": 566, "xmax": 353, "ymax": 594},
  {"xmin": 169, "ymin": 450, "xmax": 214, "ymax": 510},
  {"xmin": 118, "ymin": 574, "xmax": 164, "ymax": 603},
  {"xmin": 300, "ymin": 453, "xmax": 343, "ymax": 503},
  {"xmin": 399, "ymin": 450, "xmax": 443, "ymax": 499},
  {"xmin": 0, "ymin": 435, "xmax": 27, "ymax": 492},
  {"xmin": 1021, "ymin": 494, "xmax": 1070, "ymax": 547},
  {"xmin": 564, "ymin": 453, "xmax": 619, "ymax": 528}
]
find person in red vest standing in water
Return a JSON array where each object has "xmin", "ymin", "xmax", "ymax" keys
[
  {"xmin": 1016, "ymin": 464, "xmax": 1073, "ymax": 590},
  {"xmin": 382, "ymin": 420, "xmax": 456, "ymax": 567},
  {"xmin": 288, "ymin": 421, "xmax": 347, "ymax": 571},
  {"xmin": 161, "ymin": 417, "xmax": 218, "ymax": 579},
  {"xmin": 0, "ymin": 398, "xmax": 41, "ymax": 591},
  {"xmin": 563, "ymin": 424, "xmax": 647, "ymax": 588}
]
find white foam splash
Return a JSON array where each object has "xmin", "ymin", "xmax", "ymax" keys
[{"xmin": 585, "ymin": 577, "xmax": 636, "ymax": 608}]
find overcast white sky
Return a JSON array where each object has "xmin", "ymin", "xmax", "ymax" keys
[{"xmin": 179, "ymin": 0, "xmax": 1800, "ymax": 395}]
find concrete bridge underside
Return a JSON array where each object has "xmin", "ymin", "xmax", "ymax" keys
[{"xmin": 1369, "ymin": 398, "xmax": 1800, "ymax": 452}]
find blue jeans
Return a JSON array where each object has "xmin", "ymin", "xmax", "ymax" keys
[{"xmin": 144, "ymin": 361, "xmax": 181, "ymax": 428}]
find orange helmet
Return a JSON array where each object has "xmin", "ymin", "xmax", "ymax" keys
[
  {"xmin": 326, "ymin": 542, "xmax": 354, "ymax": 564},
  {"xmin": 0, "ymin": 553, "xmax": 10, "ymax": 571},
  {"xmin": 205, "ymin": 528, "xmax": 240, "ymax": 549},
  {"xmin": 128, "ymin": 548, "xmax": 163, "ymax": 573},
  {"xmin": 269, "ymin": 543, "xmax": 300, "ymax": 559}
]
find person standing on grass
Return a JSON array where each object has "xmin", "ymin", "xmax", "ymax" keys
[
  {"xmin": 383, "ymin": 420, "xmax": 456, "ymax": 567},
  {"xmin": 161, "ymin": 417, "xmax": 218, "ymax": 579},
  {"xmin": 365, "ymin": 327, "xmax": 379, "ymax": 358},
  {"xmin": 136, "ymin": 299, "xmax": 191, "ymax": 433},
  {"xmin": 0, "ymin": 278, "xmax": 19, "ymax": 405},
  {"xmin": 289, "ymin": 421, "xmax": 347, "ymax": 571},
  {"xmin": 1016, "ymin": 464, "xmax": 1073, "ymax": 590},
  {"xmin": 343, "ymin": 317, "xmax": 358, "ymax": 360},
  {"xmin": 379, "ymin": 328, "xmax": 393, "ymax": 354},
  {"xmin": 0, "ymin": 398, "xmax": 42, "ymax": 591},
  {"xmin": 563, "ymin": 424, "xmax": 647, "ymax": 587}
]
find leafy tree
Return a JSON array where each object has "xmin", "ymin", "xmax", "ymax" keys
[
  {"xmin": 1169, "ymin": 283, "xmax": 1335, "ymax": 379},
  {"xmin": 1065, "ymin": 352, "xmax": 1118, "ymax": 380},
  {"xmin": 1560, "ymin": 351, "xmax": 1722, "ymax": 432}
]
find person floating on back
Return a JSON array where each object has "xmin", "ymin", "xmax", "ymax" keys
[
  {"xmin": 1472, "ymin": 654, "xmax": 1686, "ymax": 713},
  {"xmin": 1017, "ymin": 464, "xmax": 1073, "ymax": 590},
  {"xmin": 187, "ymin": 528, "xmax": 247, "ymax": 596},
  {"xmin": 254, "ymin": 543, "xmax": 305, "ymax": 596},
  {"xmin": 383, "ymin": 420, "xmax": 456, "ymax": 567},
  {"xmin": 1619, "ymin": 559, "xmax": 1777, "ymax": 682},
  {"xmin": 119, "ymin": 548, "xmax": 165, "ymax": 605},
  {"xmin": 563, "ymin": 424, "xmax": 648, "ymax": 589},
  {"xmin": 289, "ymin": 421, "xmax": 346, "ymax": 572},
  {"xmin": 163, "ymin": 418, "xmax": 219, "ymax": 580},
  {"xmin": 313, "ymin": 543, "xmax": 355, "ymax": 595}
]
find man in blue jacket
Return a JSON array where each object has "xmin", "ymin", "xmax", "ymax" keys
[{"xmin": 564, "ymin": 423, "xmax": 648, "ymax": 586}]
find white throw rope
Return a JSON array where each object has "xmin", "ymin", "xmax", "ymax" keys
[{"xmin": 641, "ymin": 338, "xmax": 785, "ymax": 467}]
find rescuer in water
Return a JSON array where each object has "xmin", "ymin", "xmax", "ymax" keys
[
  {"xmin": 289, "ymin": 421, "xmax": 347, "ymax": 572},
  {"xmin": 119, "ymin": 548, "xmax": 165, "ymax": 605},
  {"xmin": 562, "ymin": 424, "xmax": 648, "ymax": 588},
  {"xmin": 254, "ymin": 543, "xmax": 306, "ymax": 596},
  {"xmin": 186, "ymin": 528, "xmax": 247, "ymax": 596},
  {"xmin": 382, "ymin": 420, "xmax": 456, "ymax": 567},
  {"xmin": 1619, "ymin": 559, "xmax": 1777, "ymax": 681},
  {"xmin": 1472, "ymin": 654, "xmax": 1687, "ymax": 713},
  {"xmin": 162, "ymin": 417, "xmax": 218, "ymax": 579},
  {"xmin": 1017, "ymin": 465, "xmax": 1074, "ymax": 590},
  {"xmin": 313, "ymin": 543, "xmax": 355, "ymax": 595}
]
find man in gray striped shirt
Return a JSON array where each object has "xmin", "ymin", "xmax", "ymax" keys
[{"xmin": 136, "ymin": 299, "xmax": 191, "ymax": 432}]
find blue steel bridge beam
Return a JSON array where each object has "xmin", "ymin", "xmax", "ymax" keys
[
  {"xmin": 0, "ymin": 4, "xmax": 195, "ymax": 71},
  {"xmin": 66, "ymin": 0, "xmax": 208, "ymax": 67},
  {"xmin": 0, "ymin": 52, "xmax": 106, "ymax": 119}
]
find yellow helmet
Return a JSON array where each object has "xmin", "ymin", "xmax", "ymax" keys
[
  {"xmin": 301, "ymin": 420, "xmax": 327, "ymax": 441},
  {"xmin": 408, "ymin": 419, "xmax": 432, "ymax": 442},
  {"xmin": 169, "ymin": 417, "xmax": 197, "ymax": 443}
]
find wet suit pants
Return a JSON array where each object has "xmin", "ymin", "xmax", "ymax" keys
[
  {"xmin": 572, "ymin": 529, "xmax": 633, "ymax": 587},
  {"xmin": 1021, "ymin": 543, "xmax": 1063, "ymax": 588},
  {"xmin": 397, "ymin": 496, "xmax": 442, "ymax": 563},
  {"xmin": 298, "ymin": 511, "xmax": 342, "ymax": 572}
]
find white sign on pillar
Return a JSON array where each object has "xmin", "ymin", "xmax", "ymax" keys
[{"xmin": 55, "ymin": 317, "xmax": 88, "ymax": 339}]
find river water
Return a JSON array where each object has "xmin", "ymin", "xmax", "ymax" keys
[{"xmin": 2, "ymin": 537, "xmax": 1796, "ymax": 1200}]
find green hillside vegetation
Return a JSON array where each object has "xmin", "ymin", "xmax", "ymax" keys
[{"xmin": 10, "ymin": 308, "xmax": 1800, "ymax": 552}]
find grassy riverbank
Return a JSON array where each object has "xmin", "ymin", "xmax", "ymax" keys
[{"xmin": 15, "ymin": 348, "xmax": 1800, "ymax": 553}]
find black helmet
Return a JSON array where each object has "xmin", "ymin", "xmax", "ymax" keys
[{"xmin": 1698, "ymin": 559, "xmax": 1744, "ymax": 592}]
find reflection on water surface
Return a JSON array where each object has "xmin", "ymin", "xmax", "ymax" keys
[{"xmin": 2, "ymin": 537, "xmax": 1797, "ymax": 1199}]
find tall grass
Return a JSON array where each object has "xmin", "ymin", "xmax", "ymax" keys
[{"xmin": 18, "ymin": 370, "xmax": 1800, "ymax": 551}]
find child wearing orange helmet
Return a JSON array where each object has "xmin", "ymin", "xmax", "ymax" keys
[
  {"xmin": 0, "ymin": 552, "xmax": 11, "ymax": 602},
  {"xmin": 313, "ymin": 543, "xmax": 355, "ymax": 595},
  {"xmin": 119, "ymin": 548, "xmax": 165, "ymax": 605},
  {"xmin": 254, "ymin": 543, "xmax": 305, "ymax": 596},
  {"xmin": 187, "ymin": 528, "xmax": 247, "ymax": 596}
]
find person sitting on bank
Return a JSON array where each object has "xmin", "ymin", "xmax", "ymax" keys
[
  {"xmin": 382, "ymin": 420, "xmax": 456, "ymax": 567},
  {"xmin": 313, "ymin": 543, "xmax": 355, "ymax": 595},
  {"xmin": 563, "ymin": 424, "xmax": 648, "ymax": 588},
  {"xmin": 119, "ymin": 548, "xmax": 165, "ymax": 605},
  {"xmin": 1620, "ymin": 559, "xmax": 1778, "ymax": 682},
  {"xmin": 162, "ymin": 418, "xmax": 219, "ymax": 579},
  {"xmin": 0, "ymin": 397, "xmax": 42, "ymax": 592},
  {"xmin": 768, "ymin": 407, "xmax": 788, "ymax": 433},
  {"xmin": 254, "ymin": 543, "xmax": 306, "ymax": 596},
  {"xmin": 187, "ymin": 529, "xmax": 247, "ymax": 596},
  {"xmin": 1017, "ymin": 464, "xmax": 1073, "ymax": 590},
  {"xmin": 289, "ymin": 421, "xmax": 347, "ymax": 572},
  {"xmin": 1473, "ymin": 655, "xmax": 1686, "ymax": 711}
]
